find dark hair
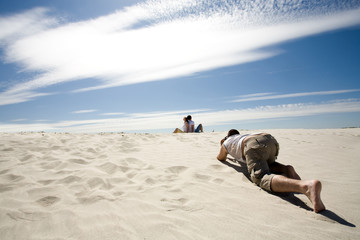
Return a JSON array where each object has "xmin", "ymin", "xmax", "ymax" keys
[
  {"xmin": 186, "ymin": 115, "xmax": 192, "ymax": 120},
  {"xmin": 183, "ymin": 117, "xmax": 189, "ymax": 123},
  {"xmin": 227, "ymin": 129, "xmax": 239, "ymax": 137}
]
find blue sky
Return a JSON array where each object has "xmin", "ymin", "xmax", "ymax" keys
[{"xmin": 0, "ymin": 0, "xmax": 359, "ymax": 132}]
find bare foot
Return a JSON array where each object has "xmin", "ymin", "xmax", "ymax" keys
[{"xmin": 305, "ymin": 180, "xmax": 326, "ymax": 213}]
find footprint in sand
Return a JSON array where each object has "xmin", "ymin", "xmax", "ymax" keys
[
  {"xmin": 7, "ymin": 209, "xmax": 50, "ymax": 221},
  {"xmin": 192, "ymin": 173, "xmax": 211, "ymax": 181},
  {"xmin": 2, "ymin": 147, "xmax": 15, "ymax": 151},
  {"xmin": 0, "ymin": 169, "xmax": 10, "ymax": 175},
  {"xmin": 20, "ymin": 155, "xmax": 33, "ymax": 162},
  {"xmin": 118, "ymin": 141, "xmax": 140, "ymax": 153},
  {"xmin": 40, "ymin": 160, "xmax": 62, "ymax": 170},
  {"xmin": 86, "ymin": 147, "xmax": 97, "ymax": 154},
  {"xmin": 165, "ymin": 166, "xmax": 188, "ymax": 174},
  {"xmin": 97, "ymin": 162, "xmax": 119, "ymax": 174},
  {"xmin": 3, "ymin": 174, "xmax": 25, "ymax": 182},
  {"xmin": 77, "ymin": 194, "xmax": 116, "ymax": 204},
  {"xmin": 57, "ymin": 175, "xmax": 82, "ymax": 184},
  {"xmin": 37, "ymin": 179, "xmax": 55, "ymax": 185},
  {"xmin": 160, "ymin": 198, "xmax": 203, "ymax": 212},
  {"xmin": 212, "ymin": 178, "xmax": 224, "ymax": 184},
  {"xmin": 207, "ymin": 164, "xmax": 226, "ymax": 171},
  {"xmin": 87, "ymin": 177, "xmax": 113, "ymax": 189},
  {"xmin": 0, "ymin": 184, "xmax": 13, "ymax": 193},
  {"xmin": 69, "ymin": 158, "xmax": 90, "ymax": 165},
  {"xmin": 36, "ymin": 196, "xmax": 60, "ymax": 207},
  {"xmin": 121, "ymin": 157, "xmax": 146, "ymax": 168}
]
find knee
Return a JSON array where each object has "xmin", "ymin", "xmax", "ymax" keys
[
  {"xmin": 250, "ymin": 168, "xmax": 264, "ymax": 186},
  {"xmin": 250, "ymin": 166, "xmax": 272, "ymax": 186},
  {"xmin": 251, "ymin": 171, "xmax": 273, "ymax": 191},
  {"xmin": 285, "ymin": 165, "xmax": 295, "ymax": 175},
  {"xmin": 251, "ymin": 175, "xmax": 261, "ymax": 186}
]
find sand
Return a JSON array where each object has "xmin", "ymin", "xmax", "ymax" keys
[{"xmin": 0, "ymin": 129, "xmax": 359, "ymax": 239}]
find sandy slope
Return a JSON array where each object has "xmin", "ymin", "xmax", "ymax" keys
[{"xmin": 0, "ymin": 129, "xmax": 359, "ymax": 239}]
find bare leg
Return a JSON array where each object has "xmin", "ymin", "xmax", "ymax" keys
[
  {"xmin": 285, "ymin": 165, "xmax": 301, "ymax": 180},
  {"xmin": 173, "ymin": 128, "xmax": 183, "ymax": 133},
  {"xmin": 271, "ymin": 175, "xmax": 325, "ymax": 213},
  {"xmin": 270, "ymin": 163, "xmax": 301, "ymax": 180}
]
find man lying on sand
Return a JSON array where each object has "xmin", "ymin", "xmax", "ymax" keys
[{"xmin": 217, "ymin": 129, "xmax": 325, "ymax": 213}]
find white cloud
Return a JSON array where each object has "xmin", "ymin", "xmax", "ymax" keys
[
  {"xmin": 231, "ymin": 89, "xmax": 360, "ymax": 102},
  {"xmin": 198, "ymin": 99, "xmax": 360, "ymax": 127},
  {"xmin": 71, "ymin": 109, "xmax": 97, "ymax": 114},
  {"xmin": 0, "ymin": 1, "xmax": 360, "ymax": 105},
  {"xmin": 0, "ymin": 99, "xmax": 359, "ymax": 132},
  {"xmin": 101, "ymin": 112, "xmax": 126, "ymax": 116},
  {"xmin": 0, "ymin": 90, "xmax": 52, "ymax": 105},
  {"xmin": 0, "ymin": 7, "xmax": 58, "ymax": 45},
  {"xmin": 126, "ymin": 109, "xmax": 210, "ymax": 118},
  {"xmin": 11, "ymin": 119, "xmax": 27, "ymax": 122}
]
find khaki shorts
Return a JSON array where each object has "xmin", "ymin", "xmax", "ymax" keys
[{"xmin": 243, "ymin": 134, "xmax": 279, "ymax": 191}]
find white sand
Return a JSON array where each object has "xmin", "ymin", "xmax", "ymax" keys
[{"xmin": 0, "ymin": 129, "xmax": 359, "ymax": 239}]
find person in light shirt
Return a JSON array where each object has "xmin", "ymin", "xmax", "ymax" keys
[
  {"xmin": 173, "ymin": 117, "xmax": 189, "ymax": 133},
  {"xmin": 217, "ymin": 129, "xmax": 325, "ymax": 213},
  {"xmin": 173, "ymin": 115, "xmax": 203, "ymax": 133},
  {"xmin": 185, "ymin": 115, "xmax": 203, "ymax": 133}
]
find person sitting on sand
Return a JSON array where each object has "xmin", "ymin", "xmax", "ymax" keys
[
  {"xmin": 173, "ymin": 117, "xmax": 189, "ymax": 133},
  {"xmin": 186, "ymin": 115, "xmax": 203, "ymax": 133},
  {"xmin": 173, "ymin": 115, "xmax": 203, "ymax": 133},
  {"xmin": 217, "ymin": 129, "xmax": 325, "ymax": 213}
]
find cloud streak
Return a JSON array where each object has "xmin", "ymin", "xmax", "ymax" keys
[
  {"xmin": 0, "ymin": 0, "xmax": 360, "ymax": 105},
  {"xmin": 0, "ymin": 99, "xmax": 359, "ymax": 132},
  {"xmin": 231, "ymin": 89, "xmax": 360, "ymax": 102},
  {"xmin": 71, "ymin": 109, "xmax": 97, "ymax": 114}
]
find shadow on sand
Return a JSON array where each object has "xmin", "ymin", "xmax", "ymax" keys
[{"xmin": 220, "ymin": 159, "xmax": 356, "ymax": 228}]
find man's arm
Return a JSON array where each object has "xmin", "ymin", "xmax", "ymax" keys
[{"xmin": 217, "ymin": 144, "xmax": 228, "ymax": 161}]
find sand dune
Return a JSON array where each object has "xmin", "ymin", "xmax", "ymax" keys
[{"xmin": 0, "ymin": 129, "xmax": 359, "ymax": 239}]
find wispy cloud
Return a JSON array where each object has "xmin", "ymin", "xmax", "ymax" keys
[
  {"xmin": 126, "ymin": 109, "xmax": 210, "ymax": 118},
  {"xmin": 0, "ymin": 7, "xmax": 58, "ymax": 45},
  {"xmin": 11, "ymin": 119, "xmax": 27, "ymax": 122},
  {"xmin": 101, "ymin": 112, "xmax": 126, "ymax": 116},
  {"xmin": 0, "ymin": 99, "xmax": 359, "ymax": 132},
  {"xmin": 0, "ymin": 1, "xmax": 360, "ymax": 105},
  {"xmin": 71, "ymin": 109, "xmax": 97, "ymax": 114},
  {"xmin": 231, "ymin": 89, "xmax": 360, "ymax": 102},
  {"xmin": 0, "ymin": 91, "xmax": 53, "ymax": 105}
]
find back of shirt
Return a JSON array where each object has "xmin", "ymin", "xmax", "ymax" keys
[
  {"xmin": 188, "ymin": 120, "xmax": 195, "ymax": 132},
  {"xmin": 223, "ymin": 134, "xmax": 248, "ymax": 160},
  {"xmin": 223, "ymin": 132, "xmax": 263, "ymax": 160}
]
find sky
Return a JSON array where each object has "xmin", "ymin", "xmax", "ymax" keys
[{"xmin": 0, "ymin": 0, "xmax": 359, "ymax": 133}]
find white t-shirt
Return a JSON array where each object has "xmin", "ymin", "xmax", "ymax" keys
[
  {"xmin": 188, "ymin": 120, "xmax": 195, "ymax": 132},
  {"xmin": 223, "ymin": 133, "xmax": 263, "ymax": 160},
  {"xmin": 223, "ymin": 134, "xmax": 248, "ymax": 160},
  {"xmin": 182, "ymin": 123, "xmax": 187, "ymax": 132}
]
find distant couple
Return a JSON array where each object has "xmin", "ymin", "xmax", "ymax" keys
[{"xmin": 173, "ymin": 115, "xmax": 203, "ymax": 133}]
